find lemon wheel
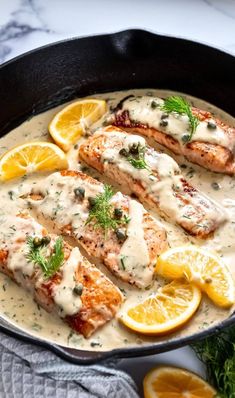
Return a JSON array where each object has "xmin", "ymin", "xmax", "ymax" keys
[
  {"xmin": 143, "ymin": 366, "xmax": 216, "ymax": 398},
  {"xmin": 49, "ymin": 99, "xmax": 107, "ymax": 151},
  {"xmin": 119, "ymin": 280, "xmax": 201, "ymax": 335}
]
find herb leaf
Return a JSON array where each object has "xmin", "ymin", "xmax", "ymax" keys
[
  {"xmin": 26, "ymin": 236, "xmax": 64, "ymax": 278},
  {"xmin": 86, "ymin": 185, "xmax": 121, "ymax": 234},
  {"xmin": 192, "ymin": 325, "xmax": 235, "ymax": 397},
  {"xmin": 161, "ymin": 96, "xmax": 199, "ymax": 142},
  {"xmin": 127, "ymin": 145, "xmax": 150, "ymax": 171}
]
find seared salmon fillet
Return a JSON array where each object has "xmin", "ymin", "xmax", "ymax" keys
[
  {"xmin": 27, "ymin": 170, "xmax": 168, "ymax": 289},
  {"xmin": 79, "ymin": 126, "xmax": 226, "ymax": 238},
  {"xmin": 0, "ymin": 213, "xmax": 123, "ymax": 337},
  {"xmin": 111, "ymin": 95, "xmax": 235, "ymax": 174}
]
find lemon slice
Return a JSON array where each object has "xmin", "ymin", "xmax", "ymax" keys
[
  {"xmin": 49, "ymin": 99, "xmax": 107, "ymax": 151},
  {"xmin": 156, "ymin": 246, "xmax": 234, "ymax": 308},
  {"xmin": 119, "ymin": 280, "xmax": 201, "ymax": 335},
  {"xmin": 0, "ymin": 142, "xmax": 68, "ymax": 182},
  {"xmin": 143, "ymin": 366, "xmax": 216, "ymax": 398}
]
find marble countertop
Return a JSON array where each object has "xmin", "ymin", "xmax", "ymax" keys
[{"xmin": 0, "ymin": 0, "xmax": 235, "ymax": 396}]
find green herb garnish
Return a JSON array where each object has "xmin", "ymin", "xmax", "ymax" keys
[
  {"xmin": 161, "ymin": 96, "xmax": 199, "ymax": 142},
  {"xmin": 192, "ymin": 325, "xmax": 235, "ymax": 397},
  {"xmin": 26, "ymin": 236, "xmax": 64, "ymax": 278},
  {"xmin": 127, "ymin": 145, "xmax": 150, "ymax": 171},
  {"xmin": 86, "ymin": 185, "xmax": 127, "ymax": 235}
]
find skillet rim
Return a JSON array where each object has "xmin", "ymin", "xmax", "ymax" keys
[{"xmin": 0, "ymin": 28, "xmax": 235, "ymax": 364}]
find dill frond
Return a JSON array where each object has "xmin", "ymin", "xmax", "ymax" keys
[
  {"xmin": 86, "ymin": 185, "xmax": 126, "ymax": 235},
  {"xmin": 192, "ymin": 325, "xmax": 235, "ymax": 397},
  {"xmin": 161, "ymin": 96, "xmax": 199, "ymax": 142},
  {"xmin": 127, "ymin": 145, "xmax": 150, "ymax": 171},
  {"xmin": 26, "ymin": 236, "xmax": 64, "ymax": 278}
]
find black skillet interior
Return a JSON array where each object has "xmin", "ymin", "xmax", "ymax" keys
[{"xmin": 0, "ymin": 29, "xmax": 235, "ymax": 364}]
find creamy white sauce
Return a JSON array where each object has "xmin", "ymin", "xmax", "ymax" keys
[
  {"xmin": 0, "ymin": 88, "xmax": 234, "ymax": 352},
  {"xmin": 119, "ymin": 200, "xmax": 151, "ymax": 288},
  {"xmin": 0, "ymin": 215, "xmax": 44, "ymax": 283},
  {"xmin": 53, "ymin": 247, "xmax": 82, "ymax": 316},
  {"xmin": 29, "ymin": 169, "xmax": 153, "ymax": 288},
  {"xmin": 122, "ymin": 96, "xmax": 234, "ymax": 151},
  {"xmin": 31, "ymin": 172, "xmax": 102, "ymax": 235},
  {"xmin": 101, "ymin": 129, "xmax": 226, "ymax": 226}
]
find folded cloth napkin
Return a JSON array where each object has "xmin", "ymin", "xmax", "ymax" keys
[{"xmin": 0, "ymin": 330, "xmax": 139, "ymax": 398}]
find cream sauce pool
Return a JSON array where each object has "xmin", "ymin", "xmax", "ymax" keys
[{"xmin": 0, "ymin": 88, "xmax": 235, "ymax": 351}]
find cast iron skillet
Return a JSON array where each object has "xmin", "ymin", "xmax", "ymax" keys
[{"xmin": 0, "ymin": 29, "xmax": 235, "ymax": 364}]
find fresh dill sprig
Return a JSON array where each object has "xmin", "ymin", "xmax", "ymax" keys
[
  {"xmin": 127, "ymin": 145, "xmax": 150, "ymax": 171},
  {"xmin": 26, "ymin": 236, "xmax": 64, "ymax": 278},
  {"xmin": 86, "ymin": 185, "xmax": 127, "ymax": 235},
  {"xmin": 192, "ymin": 325, "xmax": 235, "ymax": 397},
  {"xmin": 161, "ymin": 96, "xmax": 199, "ymax": 142}
]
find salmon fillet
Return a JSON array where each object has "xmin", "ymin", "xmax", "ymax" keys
[
  {"xmin": 0, "ymin": 213, "xmax": 123, "ymax": 337},
  {"xmin": 111, "ymin": 95, "xmax": 235, "ymax": 174},
  {"xmin": 79, "ymin": 126, "xmax": 226, "ymax": 238},
  {"xmin": 26, "ymin": 170, "xmax": 168, "ymax": 288}
]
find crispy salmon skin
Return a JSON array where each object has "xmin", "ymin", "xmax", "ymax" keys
[
  {"xmin": 0, "ymin": 213, "xmax": 123, "ymax": 337},
  {"xmin": 111, "ymin": 95, "xmax": 235, "ymax": 175},
  {"xmin": 79, "ymin": 126, "xmax": 226, "ymax": 238},
  {"xmin": 27, "ymin": 170, "xmax": 168, "ymax": 289}
]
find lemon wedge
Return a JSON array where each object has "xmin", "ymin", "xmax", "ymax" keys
[{"xmin": 0, "ymin": 142, "xmax": 68, "ymax": 182}]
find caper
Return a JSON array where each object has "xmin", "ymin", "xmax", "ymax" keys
[
  {"xmin": 88, "ymin": 196, "xmax": 96, "ymax": 208},
  {"xmin": 41, "ymin": 236, "xmax": 51, "ymax": 246},
  {"xmin": 73, "ymin": 283, "xmax": 83, "ymax": 296},
  {"xmin": 159, "ymin": 119, "xmax": 168, "ymax": 127},
  {"xmin": 74, "ymin": 187, "xmax": 85, "ymax": 199},
  {"xmin": 119, "ymin": 148, "xmax": 128, "ymax": 157},
  {"xmin": 114, "ymin": 208, "xmax": 123, "ymax": 219},
  {"xmin": 33, "ymin": 237, "xmax": 42, "ymax": 247},
  {"xmin": 129, "ymin": 144, "xmax": 139, "ymax": 155},
  {"xmin": 182, "ymin": 134, "xmax": 190, "ymax": 143},
  {"xmin": 115, "ymin": 228, "xmax": 127, "ymax": 242},
  {"xmin": 207, "ymin": 121, "xmax": 217, "ymax": 130},
  {"xmin": 151, "ymin": 100, "xmax": 158, "ymax": 109},
  {"xmin": 211, "ymin": 182, "xmax": 221, "ymax": 191}
]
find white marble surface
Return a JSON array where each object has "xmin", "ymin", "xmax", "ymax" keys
[{"xmin": 0, "ymin": 0, "xmax": 235, "ymax": 396}]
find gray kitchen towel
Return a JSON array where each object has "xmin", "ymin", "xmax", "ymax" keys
[{"xmin": 0, "ymin": 331, "xmax": 140, "ymax": 398}]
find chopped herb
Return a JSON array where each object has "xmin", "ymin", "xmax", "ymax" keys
[
  {"xmin": 8, "ymin": 191, "xmax": 14, "ymax": 200},
  {"xmin": 31, "ymin": 322, "xmax": 42, "ymax": 331},
  {"xmin": 123, "ymin": 215, "xmax": 131, "ymax": 224},
  {"xmin": 161, "ymin": 96, "xmax": 199, "ymax": 142},
  {"xmin": 90, "ymin": 341, "xmax": 102, "ymax": 347},
  {"xmin": 86, "ymin": 185, "xmax": 126, "ymax": 235},
  {"xmin": 26, "ymin": 236, "xmax": 64, "ymax": 278},
  {"xmin": 120, "ymin": 257, "xmax": 126, "ymax": 270}
]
